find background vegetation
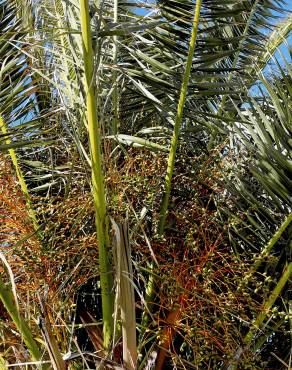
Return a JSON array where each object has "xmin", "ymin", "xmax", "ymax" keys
[{"xmin": 0, "ymin": 0, "xmax": 291, "ymax": 369}]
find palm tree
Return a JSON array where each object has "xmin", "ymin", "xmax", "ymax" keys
[{"xmin": 0, "ymin": 0, "xmax": 291, "ymax": 368}]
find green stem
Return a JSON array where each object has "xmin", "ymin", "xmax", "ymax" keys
[
  {"xmin": 140, "ymin": 0, "xmax": 202, "ymax": 348},
  {"xmin": 228, "ymin": 262, "xmax": 292, "ymax": 370},
  {"xmin": 157, "ymin": 0, "xmax": 202, "ymax": 236},
  {"xmin": 250, "ymin": 212, "xmax": 292, "ymax": 273},
  {"xmin": 112, "ymin": 0, "xmax": 119, "ymax": 135},
  {"xmin": 245, "ymin": 262, "xmax": 292, "ymax": 345},
  {"xmin": 253, "ymin": 212, "xmax": 292, "ymax": 271},
  {"xmin": 0, "ymin": 115, "xmax": 39, "ymax": 231},
  {"xmin": 253, "ymin": 318, "xmax": 284, "ymax": 353},
  {"xmin": 289, "ymin": 300, "xmax": 292, "ymax": 344},
  {"xmin": 79, "ymin": 0, "xmax": 114, "ymax": 348},
  {"xmin": 0, "ymin": 278, "xmax": 43, "ymax": 363},
  {"xmin": 139, "ymin": 267, "xmax": 155, "ymax": 341}
]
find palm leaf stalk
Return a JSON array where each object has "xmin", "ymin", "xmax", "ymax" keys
[
  {"xmin": 52, "ymin": 0, "xmax": 92, "ymax": 167},
  {"xmin": 79, "ymin": 0, "xmax": 114, "ymax": 348},
  {"xmin": 252, "ymin": 211, "xmax": 292, "ymax": 272},
  {"xmin": 228, "ymin": 262, "xmax": 292, "ymax": 370},
  {"xmin": 0, "ymin": 277, "xmax": 43, "ymax": 365},
  {"xmin": 253, "ymin": 318, "xmax": 286, "ymax": 354},
  {"xmin": 0, "ymin": 356, "xmax": 7, "ymax": 369},
  {"xmin": 289, "ymin": 301, "xmax": 292, "ymax": 345},
  {"xmin": 0, "ymin": 115, "xmax": 39, "ymax": 231},
  {"xmin": 157, "ymin": 0, "xmax": 202, "ymax": 236},
  {"xmin": 140, "ymin": 0, "xmax": 202, "ymax": 342},
  {"xmin": 112, "ymin": 0, "xmax": 119, "ymax": 135},
  {"xmin": 248, "ymin": 14, "xmax": 292, "ymax": 77}
]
